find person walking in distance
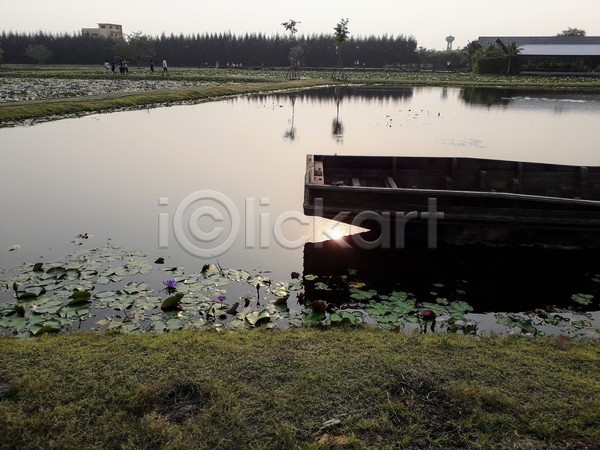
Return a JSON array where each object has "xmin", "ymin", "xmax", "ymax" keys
[{"xmin": 162, "ymin": 58, "xmax": 168, "ymax": 76}]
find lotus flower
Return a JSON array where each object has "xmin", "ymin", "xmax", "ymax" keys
[
  {"xmin": 218, "ymin": 294, "xmax": 227, "ymax": 303},
  {"xmin": 163, "ymin": 280, "xmax": 177, "ymax": 293},
  {"xmin": 421, "ymin": 310, "xmax": 436, "ymax": 321}
]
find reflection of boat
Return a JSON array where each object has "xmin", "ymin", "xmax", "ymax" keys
[
  {"xmin": 304, "ymin": 154, "xmax": 600, "ymax": 249},
  {"xmin": 302, "ymin": 236, "xmax": 600, "ymax": 310}
]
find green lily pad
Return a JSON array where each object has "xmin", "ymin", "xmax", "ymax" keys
[
  {"xmin": 166, "ymin": 318, "xmax": 183, "ymax": 331},
  {"xmin": 67, "ymin": 290, "xmax": 91, "ymax": 306},
  {"xmin": 25, "ymin": 286, "xmax": 47, "ymax": 297},
  {"xmin": 18, "ymin": 292, "xmax": 40, "ymax": 301},
  {"xmin": 571, "ymin": 293, "xmax": 593, "ymax": 306},
  {"xmin": 419, "ymin": 302, "xmax": 446, "ymax": 316},
  {"xmin": 302, "ymin": 311, "xmax": 326, "ymax": 326},
  {"xmin": 46, "ymin": 267, "xmax": 67, "ymax": 279},
  {"xmin": 66, "ymin": 269, "xmax": 81, "ymax": 280},
  {"xmin": 32, "ymin": 300, "xmax": 63, "ymax": 314},
  {"xmin": 330, "ymin": 311, "xmax": 359, "ymax": 325},
  {"xmin": 0, "ymin": 315, "xmax": 27, "ymax": 331},
  {"xmin": 30, "ymin": 324, "xmax": 61, "ymax": 336},
  {"xmin": 161, "ymin": 293, "xmax": 184, "ymax": 311},
  {"xmin": 450, "ymin": 301, "xmax": 474, "ymax": 313},
  {"xmin": 245, "ymin": 309, "xmax": 271, "ymax": 326},
  {"xmin": 350, "ymin": 288, "xmax": 377, "ymax": 301}
]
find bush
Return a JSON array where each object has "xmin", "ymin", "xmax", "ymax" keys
[{"xmin": 472, "ymin": 56, "xmax": 508, "ymax": 74}]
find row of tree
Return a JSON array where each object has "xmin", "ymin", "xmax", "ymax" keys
[{"xmin": 0, "ymin": 30, "xmax": 418, "ymax": 68}]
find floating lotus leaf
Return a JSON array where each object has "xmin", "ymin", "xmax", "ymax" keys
[
  {"xmin": 450, "ymin": 301, "xmax": 473, "ymax": 313},
  {"xmin": 65, "ymin": 269, "xmax": 81, "ymax": 280},
  {"xmin": 288, "ymin": 281, "xmax": 303, "ymax": 291},
  {"xmin": 67, "ymin": 290, "xmax": 91, "ymax": 306},
  {"xmin": 18, "ymin": 291, "xmax": 41, "ymax": 301},
  {"xmin": 269, "ymin": 282, "xmax": 289, "ymax": 298},
  {"xmin": 45, "ymin": 267, "xmax": 67, "ymax": 279},
  {"xmin": 32, "ymin": 300, "xmax": 63, "ymax": 314},
  {"xmin": 571, "ymin": 293, "xmax": 593, "ymax": 306},
  {"xmin": 30, "ymin": 324, "xmax": 60, "ymax": 336},
  {"xmin": 161, "ymin": 293, "xmax": 184, "ymax": 311},
  {"xmin": 366, "ymin": 303, "xmax": 392, "ymax": 316},
  {"xmin": 247, "ymin": 275, "xmax": 271, "ymax": 288},
  {"xmin": 166, "ymin": 318, "xmax": 183, "ymax": 331},
  {"xmin": 330, "ymin": 311, "xmax": 359, "ymax": 325},
  {"xmin": 350, "ymin": 288, "xmax": 377, "ymax": 301},
  {"xmin": 201, "ymin": 264, "xmax": 220, "ymax": 276},
  {"xmin": 419, "ymin": 302, "xmax": 446, "ymax": 316},
  {"xmin": 0, "ymin": 315, "xmax": 26, "ymax": 331},
  {"xmin": 302, "ymin": 311, "xmax": 326, "ymax": 326},
  {"xmin": 314, "ymin": 282, "xmax": 331, "ymax": 291}
]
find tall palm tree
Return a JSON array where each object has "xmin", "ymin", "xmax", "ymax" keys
[{"xmin": 503, "ymin": 42, "xmax": 522, "ymax": 75}]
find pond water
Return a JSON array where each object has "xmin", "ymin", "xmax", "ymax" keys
[{"xmin": 1, "ymin": 86, "xmax": 600, "ymax": 336}]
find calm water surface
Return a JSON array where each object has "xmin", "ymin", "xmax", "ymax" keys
[{"xmin": 2, "ymin": 86, "xmax": 600, "ymax": 331}]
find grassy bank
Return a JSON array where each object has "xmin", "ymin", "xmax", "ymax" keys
[
  {"xmin": 0, "ymin": 330, "xmax": 598, "ymax": 449},
  {"xmin": 0, "ymin": 79, "xmax": 326, "ymax": 125}
]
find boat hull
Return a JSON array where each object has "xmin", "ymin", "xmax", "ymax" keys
[{"xmin": 304, "ymin": 155, "xmax": 600, "ymax": 249}]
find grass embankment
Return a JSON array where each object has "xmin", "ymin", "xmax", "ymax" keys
[
  {"xmin": 0, "ymin": 79, "xmax": 326, "ymax": 124},
  {"xmin": 0, "ymin": 330, "xmax": 598, "ymax": 449}
]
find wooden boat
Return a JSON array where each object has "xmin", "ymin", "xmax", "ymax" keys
[{"xmin": 303, "ymin": 154, "xmax": 600, "ymax": 249}]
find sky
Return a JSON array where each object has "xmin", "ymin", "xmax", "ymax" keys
[{"xmin": 2, "ymin": 0, "xmax": 599, "ymax": 50}]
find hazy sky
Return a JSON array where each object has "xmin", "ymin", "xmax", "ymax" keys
[{"xmin": 2, "ymin": 0, "xmax": 599, "ymax": 50}]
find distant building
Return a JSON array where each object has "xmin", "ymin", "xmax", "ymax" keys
[
  {"xmin": 82, "ymin": 23, "xmax": 123, "ymax": 39},
  {"xmin": 478, "ymin": 36, "xmax": 600, "ymax": 70}
]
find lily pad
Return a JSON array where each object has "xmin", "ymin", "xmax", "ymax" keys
[
  {"xmin": 161, "ymin": 293, "xmax": 184, "ymax": 311},
  {"xmin": 349, "ymin": 288, "xmax": 377, "ymax": 301},
  {"xmin": 450, "ymin": 301, "xmax": 474, "ymax": 314},
  {"xmin": 67, "ymin": 290, "xmax": 91, "ymax": 306},
  {"xmin": 245, "ymin": 309, "xmax": 271, "ymax": 326},
  {"xmin": 571, "ymin": 293, "xmax": 593, "ymax": 306},
  {"xmin": 46, "ymin": 267, "xmax": 67, "ymax": 279},
  {"xmin": 330, "ymin": 311, "xmax": 359, "ymax": 325}
]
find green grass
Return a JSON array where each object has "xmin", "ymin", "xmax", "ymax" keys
[{"xmin": 0, "ymin": 330, "xmax": 598, "ymax": 449}]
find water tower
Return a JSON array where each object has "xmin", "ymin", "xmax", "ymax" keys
[{"xmin": 446, "ymin": 35, "xmax": 455, "ymax": 51}]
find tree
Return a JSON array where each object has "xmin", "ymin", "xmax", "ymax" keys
[
  {"xmin": 0, "ymin": 45, "xmax": 4, "ymax": 64},
  {"xmin": 118, "ymin": 31, "xmax": 155, "ymax": 66},
  {"xmin": 557, "ymin": 28, "xmax": 586, "ymax": 37},
  {"xmin": 503, "ymin": 41, "xmax": 521, "ymax": 74},
  {"xmin": 463, "ymin": 40, "xmax": 482, "ymax": 67},
  {"xmin": 332, "ymin": 18, "xmax": 349, "ymax": 80},
  {"xmin": 24, "ymin": 44, "xmax": 52, "ymax": 64},
  {"xmin": 282, "ymin": 19, "xmax": 301, "ymax": 79}
]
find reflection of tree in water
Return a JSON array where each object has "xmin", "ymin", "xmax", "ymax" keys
[
  {"xmin": 459, "ymin": 87, "xmax": 512, "ymax": 107},
  {"xmin": 283, "ymin": 94, "xmax": 297, "ymax": 141},
  {"xmin": 253, "ymin": 86, "xmax": 414, "ymax": 105},
  {"xmin": 331, "ymin": 88, "xmax": 344, "ymax": 142}
]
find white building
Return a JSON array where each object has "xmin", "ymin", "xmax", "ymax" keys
[
  {"xmin": 478, "ymin": 36, "xmax": 600, "ymax": 70},
  {"xmin": 82, "ymin": 23, "xmax": 123, "ymax": 39}
]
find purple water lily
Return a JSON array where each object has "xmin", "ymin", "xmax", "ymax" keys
[
  {"xmin": 217, "ymin": 294, "xmax": 227, "ymax": 303},
  {"xmin": 163, "ymin": 280, "xmax": 177, "ymax": 293}
]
